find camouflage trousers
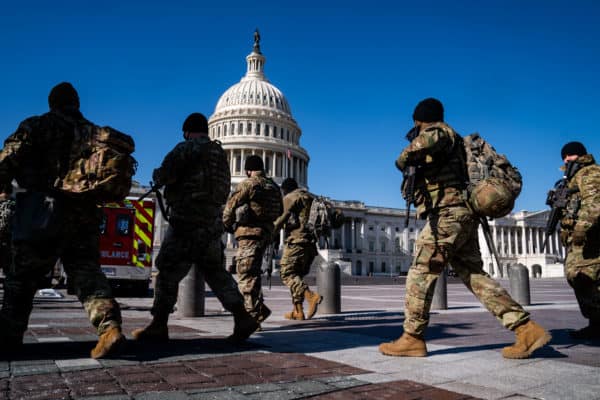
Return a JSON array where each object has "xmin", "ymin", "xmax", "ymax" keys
[
  {"xmin": 404, "ymin": 205, "xmax": 529, "ymax": 337},
  {"xmin": 0, "ymin": 199, "xmax": 14, "ymax": 275},
  {"xmin": 153, "ymin": 226, "xmax": 243, "ymax": 318},
  {"xmin": 0, "ymin": 200, "xmax": 121, "ymax": 340},
  {"xmin": 279, "ymin": 241, "xmax": 317, "ymax": 304},
  {"xmin": 235, "ymin": 237, "xmax": 269, "ymax": 320},
  {"xmin": 564, "ymin": 242, "xmax": 600, "ymax": 322}
]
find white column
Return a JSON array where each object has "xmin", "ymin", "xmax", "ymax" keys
[
  {"xmin": 351, "ymin": 219, "xmax": 356, "ymax": 251},
  {"xmin": 341, "ymin": 221, "xmax": 346, "ymax": 251},
  {"xmin": 403, "ymin": 225, "xmax": 409, "ymax": 253},
  {"xmin": 500, "ymin": 227, "xmax": 505, "ymax": 256},
  {"xmin": 359, "ymin": 220, "xmax": 365, "ymax": 250},
  {"xmin": 230, "ymin": 150, "xmax": 235, "ymax": 176},
  {"xmin": 240, "ymin": 149, "xmax": 245, "ymax": 173},
  {"xmin": 226, "ymin": 233, "xmax": 233, "ymax": 247},
  {"xmin": 272, "ymin": 152, "xmax": 277, "ymax": 178}
]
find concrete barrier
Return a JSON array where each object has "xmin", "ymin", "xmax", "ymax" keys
[
  {"xmin": 431, "ymin": 270, "xmax": 448, "ymax": 310},
  {"xmin": 316, "ymin": 261, "xmax": 341, "ymax": 314},
  {"xmin": 176, "ymin": 264, "xmax": 205, "ymax": 317},
  {"xmin": 509, "ymin": 263, "xmax": 531, "ymax": 306}
]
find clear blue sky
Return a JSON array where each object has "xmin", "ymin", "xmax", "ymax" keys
[{"xmin": 1, "ymin": 0, "xmax": 599, "ymax": 212}]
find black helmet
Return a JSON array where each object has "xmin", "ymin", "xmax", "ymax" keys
[
  {"xmin": 48, "ymin": 82, "xmax": 80, "ymax": 110},
  {"xmin": 182, "ymin": 113, "xmax": 208, "ymax": 133},
  {"xmin": 561, "ymin": 141, "xmax": 587, "ymax": 159},
  {"xmin": 244, "ymin": 155, "xmax": 264, "ymax": 171},
  {"xmin": 281, "ymin": 177, "xmax": 298, "ymax": 193},
  {"xmin": 412, "ymin": 97, "xmax": 444, "ymax": 122}
]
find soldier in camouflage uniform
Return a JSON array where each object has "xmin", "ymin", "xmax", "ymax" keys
[
  {"xmin": 558, "ymin": 142, "xmax": 600, "ymax": 339},
  {"xmin": 379, "ymin": 98, "xmax": 551, "ymax": 359},
  {"xmin": 0, "ymin": 82, "xmax": 124, "ymax": 359},
  {"xmin": 0, "ymin": 192, "xmax": 14, "ymax": 277},
  {"xmin": 273, "ymin": 178, "xmax": 323, "ymax": 320},
  {"xmin": 132, "ymin": 113, "xmax": 258, "ymax": 343},
  {"xmin": 223, "ymin": 155, "xmax": 283, "ymax": 324}
]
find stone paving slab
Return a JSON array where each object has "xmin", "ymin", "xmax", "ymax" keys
[{"xmin": 2, "ymin": 279, "xmax": 599, "ymax": 399}]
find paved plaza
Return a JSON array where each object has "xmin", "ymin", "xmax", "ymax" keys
[{"xmin": 1, "ymin": 277, "xmax": 599, "ymax": 399}]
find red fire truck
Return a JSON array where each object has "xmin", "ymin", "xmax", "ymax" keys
[{"xmin": 99, "ymin": 198, "xmax": 155, "ymax": 295}]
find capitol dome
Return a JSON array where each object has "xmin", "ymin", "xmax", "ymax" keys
[{"xmin": 208, "ymin": 31, "xmax": 309, "ymax": 187}]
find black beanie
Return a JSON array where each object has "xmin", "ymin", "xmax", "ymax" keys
[
  {"xmin": 48, "ymin": 82, "xmax": 80, "ymax": 110},
  {"xmin": 281, "ymin": 177, "xmax": 298, "ymax": 193},
  {"xmin": 244, "ymin": 155, "xmax": 264, "ymax": 171},
  {"xmin": 561, "ymin": 141, "xmax": 587, "ymax": 159},
  {"xmin": 412, "ymin": 98, "xmax": 444, "ymax": 122},
  {"xmin": 182, "ymin": 113, "xmax": 208, "ymax": 133}
]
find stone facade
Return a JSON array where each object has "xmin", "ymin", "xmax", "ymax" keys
[{"xmin": 146, "ymin": 33, "xmax": 566, "ymax": 279}]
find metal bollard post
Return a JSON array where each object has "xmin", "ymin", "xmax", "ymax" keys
[
  {"xmin": 176, "ymin": 264, "xmax": 205, "ymax": 317},
  {"xmin": 509, "ymin": 263, "xmax": 530, "ymax": 306},
  {"xmin": 431, "ymin": 269, "xmax": 448, "ymax": 310},
  {"xmin": 316, "ymin": 261, "xmax": 341, "ymax": 314}
]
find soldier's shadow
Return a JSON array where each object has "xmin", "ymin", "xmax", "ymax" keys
[{"xmin": 1, "ymin": 338, "xmax": 266, "ymax": 362}]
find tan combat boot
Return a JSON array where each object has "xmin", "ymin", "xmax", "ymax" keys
[
  {"xmin": 284, "ymin": 303, "xmax": 306, "ymax": 320},
  {"xmin": 131, "ymin": 317, "xmax": 169, "ymax": 342},
  {"xmin": 304, "ymin": 289, "xmax": 323, "ymax": 320},
  {"xmin": 379, "ymin": 332, "xmax": 427, "ymax": 357},
  {"xmin": 227, "ymin": 306, "xmax": 259, "ymax": 343},
  {"xmin": 91, "ymin": 326, "xmax": 126, "ymax": 359},
  {"xmin": 502, "ymin": 320, "xmax": 552, "ymax": 359}
]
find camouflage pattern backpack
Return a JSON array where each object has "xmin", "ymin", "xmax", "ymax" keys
[
  {"xmin": 462, "ymin": 133, "xmax": 522, "ymax": 218},
  {"xmin": 59, "ymin": 125, "xmax": 137, "ymax": 203},
  {"xmin": 249, "ymin": 176, "xmax": 282, "ymax": 223},
  {"xmin": 306, "ymin": 196, "xmax": 344, "ymax": 241}
]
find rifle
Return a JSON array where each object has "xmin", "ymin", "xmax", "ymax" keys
[
  {"xmin": 402, "ymin": 126, "xmax": 420, "ymax": 227},
  {"xmin": 403, "ymin": 165, "xmax": 417, "ymax": 227},
  {"xmin": 263, "ymin": 242, "xmax": 275, "ymax": 289},
  {"xmin": 542, "ymin": 161, "xmax": 580, "ymax": 252},
  {"xmin": 479, "ymin": 216, "xmax": 501, "ymax": 272},
  {"xmin": 138, "ymin": 181, "xmax": 170, "ymax": 223}
]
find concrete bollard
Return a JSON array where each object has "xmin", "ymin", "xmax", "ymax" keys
[
  {"xmin": 509, "ymin": 263, "xmax": 530, "ymax": 306},
  {"xmin": 316, "ymin": 261, "xmax": 341, "ymax": 314},
  {"xmin": 176, "ymin": 264, "xmax": 205, "ymax": 317},
  {"xmin": 431, "ymin": 269, "xmax": 448, "ymax": 310}
]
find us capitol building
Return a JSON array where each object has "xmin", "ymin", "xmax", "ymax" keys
[{"xmin": 150, "ymin": 32, "xmax": 566, "ymax": 279}]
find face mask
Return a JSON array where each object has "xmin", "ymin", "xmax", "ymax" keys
[{"xmin": 406, "ymin": 126, "xmax": 419, "ymax": 142}]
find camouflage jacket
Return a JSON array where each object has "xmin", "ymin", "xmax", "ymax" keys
[
  {"xmin": 560, "ymin": 154, "xmax": 600, "ymax": 241},
  {"xmin": 0, "ymin": 110, "xmax": 89, "ymax": 195},
  {"xmin": 273, "ymin": 188, "xmax": 315, "ymax": 244},
  {"xmin": 395, "ymin": 122, "xmax": 467, "ymax": 218},
  {"xmin": 153, "ymin": 136, "xmax": 230, "ymax": 231},
  {"xmin": 223, "ymin": 171, "xmax": 283, "ymax": 239}
]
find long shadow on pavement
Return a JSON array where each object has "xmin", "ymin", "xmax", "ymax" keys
[{"xmin": 2, "ymin": 337, "xmax": 266, "ymax": 362}]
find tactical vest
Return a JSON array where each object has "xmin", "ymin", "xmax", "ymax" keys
[
  {"xmin": 247, "ymin": 173, "xmax": 282, "ymax": 224},
  {"xmin": 285, "ymin": 189, "xmax": 314, "ymax": 242},
  {"xmin": 11, "ymin": 112, "xmax": 83, "ymax": 192},
  {"xmin": 562, "ymin": 155, "xmax": 600, "ymax": 232},
  {"xmin": 412, "ymin": 123, "xmax": 467, "ymax": 211},
  {"xmin": 164, "ymin": 139, "xmax": 230, "ymax": 221}
]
